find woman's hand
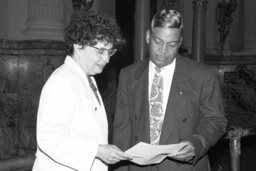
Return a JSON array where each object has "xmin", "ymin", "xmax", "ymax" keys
[{"xmin": 96, "ymin": 144, "xmax": 133, "ymax": 164}]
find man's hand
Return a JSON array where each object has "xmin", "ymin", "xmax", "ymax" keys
[
  {"xmin": 96, "ymin": 144, "xmax": 133, "ymax": 164},
  {"xmin": 168, "ymin": 141, "xmax": 195, "ymax": 163}
]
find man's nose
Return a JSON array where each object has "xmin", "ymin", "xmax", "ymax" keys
[{"xmin": 160, "ymin": 43, "xmax": 167, "ymax": 54}]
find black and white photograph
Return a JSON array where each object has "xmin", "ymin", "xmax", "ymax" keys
[{"xmin": 0, "ymin": 0, "xmax": 256, "ymax": 171}]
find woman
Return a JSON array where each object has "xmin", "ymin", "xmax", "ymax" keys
[{"xmin": 32, "ymin": 10, "xmax": 131, "ymax": 171}]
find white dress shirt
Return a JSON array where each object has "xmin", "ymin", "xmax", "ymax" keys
[{"xmin": 148, "ymin": 58, "xmax": 176, "ymax": 115}]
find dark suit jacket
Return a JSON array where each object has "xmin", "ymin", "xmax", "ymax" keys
[{"xmin": 112, "ymin": 55, "xmax": 227, "ymax": 171}]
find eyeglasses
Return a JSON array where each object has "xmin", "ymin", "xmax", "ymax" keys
[
  {"xmin": 151, "ymin": 31, "xmax": 181, "ymax": 48},
  {"xmin": 87, "ymin": 45, "xmax": 117, "ymax": 57}
]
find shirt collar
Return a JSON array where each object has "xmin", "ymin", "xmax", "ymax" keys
[{"xmin": 149, "ymin": 58, "xmax": 176, "ymax": 74}]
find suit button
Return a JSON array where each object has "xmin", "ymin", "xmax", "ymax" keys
[
  {"xmin": 134, "ymin": 136, "xmax": 138, "ymax": 142},
  {"xmin": 182, "ymin": 117, "xmax": 187, "ymax": 122},
  {"xmin": 134, "ymin": 115, "xmax": 137, "ymax": 120},
  {"xmin": 94, "ymin": 107, "xmax": 97, "ymax": 111}
]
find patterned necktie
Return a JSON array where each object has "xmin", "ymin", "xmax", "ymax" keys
[
  {"xmin": 88, "ymin": 76, "xmax": 101, "ymax": 106},
  {"xmin": 149, "ymin": 67, "xmax": 164, "ymax": 145}
]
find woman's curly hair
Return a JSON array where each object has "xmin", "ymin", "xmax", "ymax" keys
[{"xmin": 64, "ymin": 10, "xmax": 124, "ymax": 55}]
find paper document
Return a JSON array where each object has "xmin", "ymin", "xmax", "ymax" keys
[{"xmin": 125, "ymin": 142, "xmax": 187, "ymax": 165}]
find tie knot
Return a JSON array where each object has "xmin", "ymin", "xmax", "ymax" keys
[{"xmin": 155, "ymin": 66, "xmax": 161, "ymax": 74}]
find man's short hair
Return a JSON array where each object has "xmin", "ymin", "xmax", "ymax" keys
[{"xmin": 151, "ymin": 9, "xmax": 183, "ymax": 35}]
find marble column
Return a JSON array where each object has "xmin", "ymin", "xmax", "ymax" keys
[
  {"xmin": 192, "ymin": 0, "xmax": 208, "ymax": 62},
  {"xmin": 134, "ymin": 0, "xmax": 150, "ymax": 62},
  {"xmin": 21, "ymin": 0, "xmax": 71, "ymax": 41}
]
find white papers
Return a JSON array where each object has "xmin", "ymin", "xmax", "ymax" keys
[{"xmin": 125, "ymin": 142, "xmax": 187, "ymax": 165}]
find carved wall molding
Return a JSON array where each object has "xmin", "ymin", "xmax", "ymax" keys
[
  {"xmin": 205, "ymin": 54, "xmax": 256, "ymax": 65},
  {"xmin": 0, "ymin": 40, "xmax": 66, "ymax": 56}
]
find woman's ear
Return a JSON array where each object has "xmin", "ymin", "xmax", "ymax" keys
[{"xmin": 73, "ymin": 44, "xmax": 83, "ymax": 51}]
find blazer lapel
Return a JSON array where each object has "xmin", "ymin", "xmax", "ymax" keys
[{"xmin": 160, "ymin": 55, "xmax": 191, "ymax": 144}]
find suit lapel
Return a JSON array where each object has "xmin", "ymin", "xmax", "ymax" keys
[
  {"xmin": 160, "ymin": 55, "xmax": 191, "ymax": 144},
  {"xmin": 132, "ymin": 60, "xmax": 151, "ymax": 143}
]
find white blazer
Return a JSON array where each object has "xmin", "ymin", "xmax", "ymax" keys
[{"xmin": 32, "ymin": 56, "xmax": 108, "ymax": 171}]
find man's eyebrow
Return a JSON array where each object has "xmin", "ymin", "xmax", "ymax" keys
[{"xmin": 151, "ymin": 33, "xmax": 162, "ymax": 41}]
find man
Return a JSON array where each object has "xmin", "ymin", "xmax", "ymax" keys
[
  {"xmin": 32, "ymin": 10, "xmax": 131, "ymax": 171},
  {"xmin": 112, "ymin": 9, "xmax": 227, "ymax": 171}
]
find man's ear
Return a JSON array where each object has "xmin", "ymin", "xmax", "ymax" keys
[
  {"xmin": 146, "ymin": 30, "xmax": 150, "ymax": 44},
  {"xmin": 179, "ymin": 37, "xmax": 183, "ymax": 47}
]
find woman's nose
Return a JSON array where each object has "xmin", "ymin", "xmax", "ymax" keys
[{"xmin": 102, "ymin": 53, "xmax": 110, "ymax": 63}]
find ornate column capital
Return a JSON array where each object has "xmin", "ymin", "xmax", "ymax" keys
[
  {"xmin": 193, "ymin": 0, "xmax": 208, "ymax": 7},
  {"xmin": 22, "ymin": 0, "xmax": 72, "ymax": 40}
]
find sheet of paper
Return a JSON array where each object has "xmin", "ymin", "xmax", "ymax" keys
[{"xmin": 125, "ymin": 142, "xmax": 187, "ymax": 165}]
